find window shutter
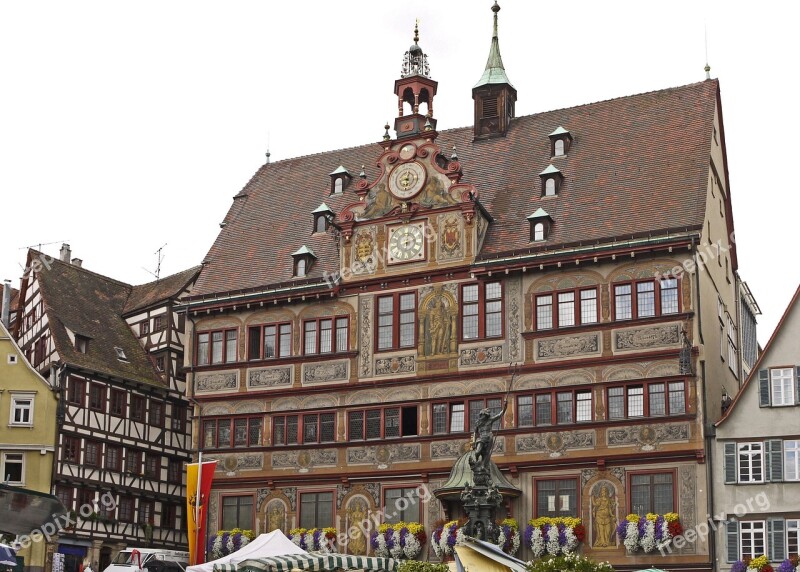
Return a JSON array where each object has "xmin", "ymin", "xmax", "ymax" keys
[
  {"xmin": 768, "ymin": 518, "xmax": 786, "ymax": 562},
  {"xmin": 759, "ymin": 369, "xmax": 771, "ymax": 407},
  {"xmin": 766, "ymin": 440, "xmax": 783, "ymax": 482},
  {"xmin": 724, "ymin": 442, "xmax": 737, "ymax": 484},
  {"xmin": 795, "ymin": 366, "xmax": 800, "ymax": 405},
  {"xmin": 727, "ymin": 520, "xmax": 739, "ymax": 563}
]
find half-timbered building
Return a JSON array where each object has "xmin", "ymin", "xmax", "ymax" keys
[
  {"xmin": 180, "ymin": 5, "xmax": 757, "ymax": 571},
  {"xmin": 13, "ymin": 245, "xmax": 199, "ymax": 572}
]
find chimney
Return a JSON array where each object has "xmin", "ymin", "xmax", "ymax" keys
[
  {"xmin": 71, "ymin": 258, "xmax": 83, "ymax": 268},
  {"xmin": 2, "ymin": 280, "xmax": 11, "ymax": 329},
  {"xmin": 59, "ymin": 243, "xmax": 71, "ymax": 262}
]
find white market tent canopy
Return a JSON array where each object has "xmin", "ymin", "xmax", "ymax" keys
[
  {"xmin": 188, "ymin": 531, "xmax": 306, "ymax": 572},
  {"xmin": 454, "ymin": 537, "xmax": 528, "ymax": 572},
  {"xmin": 218, "ymin": 554, "xmax": 398, "ymax": 572}
]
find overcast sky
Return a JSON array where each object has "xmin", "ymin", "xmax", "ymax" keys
[{"xmin": 1, "ymin": 1, "xmax": 796, "ymax": 346}]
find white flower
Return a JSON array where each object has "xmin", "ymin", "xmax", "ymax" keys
[
  {"xmin": 389, "ymin": 529, "xmax": 403, "ymax": 559},
  {"xmin": 546, "ymin": 525, "xmax": 560, "ymax": 555},
  {"xmin": 624, "ymin": 521, "xmax": 639, "ymax": 552},
  {"xmin": 530, "ymin": 528, "xmax": 545, "ymax": 558},
  {"xmin": 563, "ymin": 525, "xmax": 578, "ymax": 554},
  {"xmin": 374, "ymin": 533, "xmax": 389, "ymax": 558},
  {"xmin": 403, "ymin": 532, "xmax": 422, "ymax": 559},
  {"xmin": 640, "ymin": 520, "xmax": 656, "ymax": 553}
]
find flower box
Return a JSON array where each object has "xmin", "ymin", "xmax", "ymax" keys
[
  {"xmin": 370, "ymin": 522, "xmax": 427, "ymax": 559},
  {"xmin": 524, "ymin": 517, "xmax": 585, "ymax": 558},
  {"xmin": 431, "ymin": 518, "xmax": 520, "ymax": 557},
  {"xmin": 288, "ymin": 527, "xmax": 337, "ymax": 553},
  {"xmin": 615, "ymin": 513, "xmax": 682, "ymax": 553},
  {"xmin": 208, "ymin": 529, "xmax": 256, "ymax": 559}
]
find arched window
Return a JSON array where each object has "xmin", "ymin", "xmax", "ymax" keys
[
  {"xmin": 545, "ymin": 178, "xmax": 556, "ymax": 196},
  {"xmin": 315, "ymin": 216, "xmax": 327, "ymax": 233},
  {"xmin": 296, "ymin": 258, "xmax": 307, "ymax": 277},
  {"xmin": 554, "ymin": 139, "xmax": 565, "ymax": 156},
  {"xmin": 534, "ymin": 223, "xmax": 545, "ymax": 241},
  {"xmin": 334, "ymin": 178, "xmax": 343, "ymax": 194}
]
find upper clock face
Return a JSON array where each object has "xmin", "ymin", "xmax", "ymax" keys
[
  {"xmin": 388, "ymin": 223, "xmax": 425, "ymax": 264},
  {"xmin": 388, "ymin": 161, "xmax": 426, "ymax": 200},
  {"xmin": 398, "ymin": 144, "xmax": 416, "ymax": 160}
]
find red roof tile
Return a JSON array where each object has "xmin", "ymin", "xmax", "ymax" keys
[{"xmin": 193, "ymin": 81, "xmax": 719, "ymax": 297}]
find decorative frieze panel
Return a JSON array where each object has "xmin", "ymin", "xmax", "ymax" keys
[
  {"xmin": 507, "ymin": 277, "xmax": 522, "ymax": 361},
  {"xmin": 375, "ymin": 354, "xmax": 416, "ymax": 376},
  {"xmin": 281, "ymin": 487, "xmax": 297, "ymax": 511},
  {"xmin": 248, "ymin": 366, "xmax": 293, "ymax": 389},
  {"xmin": 606, "ymin": 422, "xmax": 690, "ymax": 450},
  {"xmin": 431, "ymin": 440, "xmax": 471, "ymax": 460},
  {"xmin": 459, "ymin": 345, "xmax": 503, "ymax": 366},
  {"xmin": 614, "ymin": 323, "xmax": 681, "ymax": 351},
  {"xmin": 337, "ymin": 482, "xmax": 380, "ymax": 510},
  {"xmin": 207, "ymin": 453, "xmax": 263, "ymax": 473},
  {"xmin": 581, "ymin": 467, "xmax": 626, "ymax": 489},
  {"xmin": 302, "ymin": 360, "xmax": 349, "ymax": 385},
  {"xmin": 536, "ymin": 334, "xmax": 600, "ymax": 360},
  {"xmin": 516, "ymin": 430, "xmax": 595, "ymax": 457},
  {"xmin": 195, "ymin": 371, "xmax": 238, "ymax": 392},
  {"xmin": 359, "ymin": 296, "xmax": 374, "ymax": 377},
  {"xmin": 346, "ymin": 444, "xmax": 421, "ymax": 468},
  {"xmin": 271, "ymin": 449, "xmax": 338, "ymax": 471},
  {"xmin": 437, "ymin": 213, "xmax": 464, "ymax": 262},
  {"xmin": 679, "ymin": 465, "xmax": 697, "ymax": 553}
]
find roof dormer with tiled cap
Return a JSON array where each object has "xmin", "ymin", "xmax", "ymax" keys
[
  {"xmin": 329, "ymin": 165, "xmax": 352, "ymax": 195},
  {"xmin": 473, "ymin": 2, "xmax": 517, "ymax": 140},
  {"xmin": 394, "ymin": 21, "xmax": 438, "ymax": 140},
  {"xmin": 527, "ymin": 208, "xmax": 553, "ymax": 242},
  {"xmin": 549, "ymin": 126, "xmax": 573, "ymax": 157},
  {"xmin": 312, "ymin": 203, "xmax": 334, "ymax": 234},
  {"xmin": 539, "ymin": 164, "xmax": 563, "ymax": 197},
  {"xmin": 291, "ymin": 245, "xmax": 316, "ymax": 278}
]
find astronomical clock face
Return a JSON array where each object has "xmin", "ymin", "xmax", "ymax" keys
[
  {"xmin": 388, "ymin": 161, "xmax": 426, "ymax": 200},
  {"xmin": 387, "ymin": 222, "xmax": 426, "ymax": 264}
]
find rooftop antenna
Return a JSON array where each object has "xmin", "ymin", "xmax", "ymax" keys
[
  {"xmin": 142, "ymin": 243, "xmax": 167, "ymax": 281},
  {"xmin": 265, "ymin": 130, "xmax": 271, "ymax": 164},
  {"xmin": 18, "ymin": 239, "xmax": 70, "ymax": 251},
  {"xmin": 704, "ymin": 23, "xmax": 711, "ymax": 80}
]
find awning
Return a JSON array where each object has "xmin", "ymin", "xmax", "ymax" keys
[
  {"xmin": 0, "ymin": 483, "xmax": 68, "ymax": 536},
  {"xmin": 229, "ymin": 554, "xmax": 398, "ymax": 572}
]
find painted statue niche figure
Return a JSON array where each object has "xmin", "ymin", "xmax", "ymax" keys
[
  {"xmin": 267, "ymin": 503, "xmax": 284, "ymax": 532},
  {"xmin": 424, "ymin": 296, "xmax": 451, "ymax": 356},
  {"xmin": 361, "ymin": 183, "xmax": 394, "ymax": 219},
  {"xmin": 592, "ymin": 485, "xmax": 617, "ymax": 548},
  {"xmin": 346, "ymin": 500, "xmax": 368, "ymax": 555},
  {"xmin": 470, "ymin": 400, "xmax": 508, "ymax": 472}
]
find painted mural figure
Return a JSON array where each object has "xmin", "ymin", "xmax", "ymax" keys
[
  {"xmin": 592, "ymin": 485, "xmax": 616, "ymax": 548},
  {"xmin": 361, "ymin": 183, "xmax": 393, "ymax": 219},
  {"xmin": 470, "ymin": 400, "xmax": 508, "ymax": 472},
  {"xmin": 346, "ymin": 501, "xmax": 368, "ymax": 555},
  {"xmin": 426, "ymin": 297, "xmax": 451, "ymax": 355},
  {"xmin": 268, "ymin": 504, "xmax": 283, "ymax": 532}
]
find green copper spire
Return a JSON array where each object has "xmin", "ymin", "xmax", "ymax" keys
[{"xmin": 474, "ymin": 1, "xmax": 514, "ymax": 88}]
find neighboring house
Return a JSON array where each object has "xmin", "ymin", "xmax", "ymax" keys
[
  {"xmin": 179, "ymin": 7, "xmax": 757, "ymax": 571},
  {"xmin": 714, "ymin": 285, "xmax": 800, "ymax": 570},
  {"xmin": 0, "ymin": 320, "xmax": 58, "ymax": 572},
  {"xmin": 12, "ymin": 245, "xmax": 199, "ymax": 572}
]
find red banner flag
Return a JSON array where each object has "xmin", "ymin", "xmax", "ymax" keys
[{"xmin": 186, "ymin": 459, "xmax": 217, "ymax": 565}]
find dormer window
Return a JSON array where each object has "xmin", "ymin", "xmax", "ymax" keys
[
  {"xmin": 114, "ymin": 347, "xmax": 128, "ymax": 361},
  {"xmin": 528, "ymin": 208, "xmax": 553, "ymax": 242},
  {"xmin": 291, "ymin": 246, "xmax": 317, "ymax": 278},
  {"xmin": 312, "ymin": 203, "xmax": 334, "ymax": 234},
  {"xmin": 539, "ymin": 165, "xmax": 563, "ymax": 197},
  {"xmin": 75, "ymin": 335, "xmax": 89, "ymax": 354},
  {"xmin": 329, "ymin": 165, "xmax": 352, "ymax": 195},
  {"xmin": 549, "ymin": 126, "xmax": 573, "ymax": 157}
]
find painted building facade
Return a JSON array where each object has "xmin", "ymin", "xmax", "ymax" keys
[{"xmin": 180, "ymin": 6, "xmax": 755, "ymax": 571}]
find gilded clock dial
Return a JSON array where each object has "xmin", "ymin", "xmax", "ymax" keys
[
  {"xmin": 388, "ymin": 223, "xmax": 425, "ymax": 263},
  {"xmin": 388, "ymin": 161, "xmax": 426, "ymax": 200}
]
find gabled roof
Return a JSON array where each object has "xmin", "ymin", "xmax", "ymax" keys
[
  {"xmin": 28, "ymin": 251, "xmax": 194, "ymax": 387},
  {"xmin": 716, "ymin": 284, "xmax": 800, "ymax": 426},
  {"xmin": 124, "ymin": 265, "xmax": 201, "ymax": 314},
  {"xmin": 192, "ymin": 80, "xmax": 719, "ymax": 297}
]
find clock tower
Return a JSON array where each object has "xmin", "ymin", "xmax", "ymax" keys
[{"xmin": 393, "ymin": 22, "xmax": 438, "ymax": 139}]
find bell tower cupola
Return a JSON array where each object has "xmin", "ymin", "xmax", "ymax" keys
[
  {"xmin": 393, "ymin": 21, "xmax": 438, "ymax": 140},
  {"xmin": 473, "ymin": 1, "xmax": 517, "ymax": 140}
]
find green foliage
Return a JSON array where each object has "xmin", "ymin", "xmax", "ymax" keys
[
  {"xmin": 398, "ymin": 562, "xmax": 450, "ymax": 572},
  {"xmin": 526, "ymin": 553, "xmax": 615, "ymax": 572}
]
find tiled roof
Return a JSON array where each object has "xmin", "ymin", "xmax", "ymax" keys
[
  {"xmin": 124, "ymin": 266, "xmax": 200, "ymax": 314},
  {"xmin": 193, "ymin": 80, "xmax": 719, "ymax": 297},
  {"xmin": 1, "ymin": 286, "xmax": 19, "ymax": 316},
  {"xmin": 30, "ymin": 252, "xmax": 191, "ymax": 387}
]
